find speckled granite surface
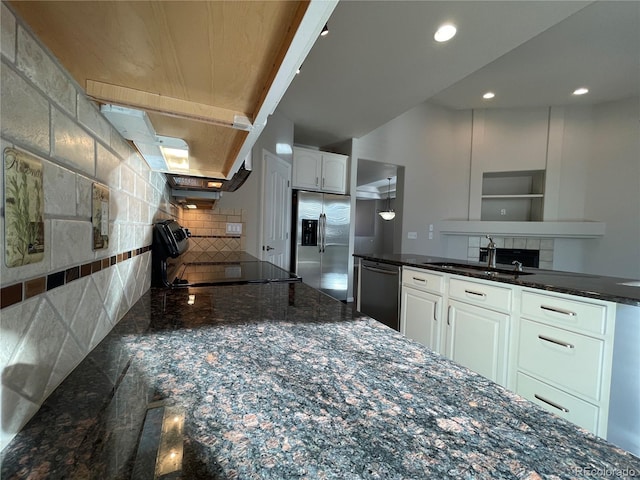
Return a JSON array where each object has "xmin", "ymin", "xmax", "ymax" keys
[
  {"xmin": 355, "ymin": 253, "xmax": 640, "ymax": 307},
  {"xmin": 2, "ymin": 282, "xmax": 639, "ymax": 479}
]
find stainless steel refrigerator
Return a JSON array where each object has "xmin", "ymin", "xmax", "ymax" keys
[{"xmin": 292, "ymin": 190, "xmax": 350, "ymax": 301}]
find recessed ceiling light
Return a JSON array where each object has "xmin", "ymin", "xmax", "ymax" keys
[
  {"xmin": 434, "ymin": 24, "xmax": 457, "ymax": 43},
  {"xmin": 572, "ymin": 87, "xmax": 589, "ymax": 96},
  {"xmin": 184, "ymin": 204, "xmax": 197, "ymax": 209},
  {"xmin": 483, "ymin": 92, "xmax": 496, "ymax": 100},
  {"xmin": 320, "ymin": 24, "xmax": 329, "ymax": 37}
]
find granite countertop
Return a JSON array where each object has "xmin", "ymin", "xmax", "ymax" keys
[
  {"xmin": 355, "ymin": 253, "xmax": 640, "ymax": 307},
  {"xmin": 3, "ymin": 282, "xmax": 639, "ymax": 479}
]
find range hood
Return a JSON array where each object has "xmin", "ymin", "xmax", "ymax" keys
[{"xmin": 166, "ymin": 167, "xmax": 252, "ymax": 209}]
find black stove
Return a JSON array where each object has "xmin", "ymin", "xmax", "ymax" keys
[{"xmin": 151, "ymin": 221, "xmax": 299, "ymax": 287}]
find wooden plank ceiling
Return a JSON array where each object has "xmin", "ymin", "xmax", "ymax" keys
[{"xmin": 11, "ymin": 1, "xmax": 308, "ymax": 178}]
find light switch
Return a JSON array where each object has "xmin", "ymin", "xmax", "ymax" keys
[{"xmin": 408, "ymin": 232, "xmax": 417, "ymax": 239}]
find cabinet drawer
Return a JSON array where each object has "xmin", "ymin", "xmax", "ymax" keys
[
  {"xmin": 516, "ymin": 372, "xmax": 599, "ymax": 434},
  {"xmin": 521, "ymin": 290, "xmax": 607, "ymax": 335},
  {"xmin": 449, "ymin": 277, "xmax": 512, "ymax": 312},
  {"xmin": 518, "ymin": 319, "xmax": 604, "ymax": 401},
  {"xmin": 402, "ymin": 267, "xmax": 444, "ymax": 294}
]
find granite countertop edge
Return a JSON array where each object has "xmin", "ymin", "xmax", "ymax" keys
[{"xmin": 354, "ymin": 253, "xmax": 640, "ymax": 307}]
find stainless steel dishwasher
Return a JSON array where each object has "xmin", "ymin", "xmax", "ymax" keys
[{"xmin": 357, "ymin": 259, "xmax": 401, "ymax": 331}]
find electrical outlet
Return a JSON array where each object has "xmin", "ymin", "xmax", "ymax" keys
[
  {"xmin": 500, "ymin": 209, "xmax": 507, "ymax": 216},
  {"xmin": 428, "ymin": 232, "xmax": 433, "ymax": 240},
  {"xmin": 429, "ymin": 224, "xmax": 434, "ymax": 232},
  {"xmin": 226, "ymin": 222, "xmax": 242, "ymax": 235}
]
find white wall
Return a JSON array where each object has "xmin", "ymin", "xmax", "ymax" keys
[
  {"xmin": 216, "ymin": 111, "xmax": 295, "ymax": 259},
  {"xmin": 353, "ymin": 102, "xmax": 472, "ymax": 257},
  {"xmin": 583, "ymin": 98, "xmax": 640, "ymax": 278}
]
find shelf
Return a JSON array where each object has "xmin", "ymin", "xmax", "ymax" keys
[
  {"xmin": 439, "ymin": 221, "xmax": 606, "ymax": 238},
  {"xmin": 481, "ymin": 194, "xmax": 544, "ymax": 199}
]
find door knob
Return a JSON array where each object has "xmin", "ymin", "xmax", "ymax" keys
[{"xmin": 265, "ymin": 245, "xmax": 275, "ymax": 251}]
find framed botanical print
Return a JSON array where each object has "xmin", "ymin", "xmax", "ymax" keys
[
  {"xmin": 92, "ymin": 182, "xmax": 109, "ymax": 250},
  {"xmin": 3, "ymin": 147, "xmax": 45, "ymax": 267}
]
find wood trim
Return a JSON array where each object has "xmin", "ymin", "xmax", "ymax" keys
[{"xmin": 86, "ymin": 80, "xmax": 253, "ymax": 130}]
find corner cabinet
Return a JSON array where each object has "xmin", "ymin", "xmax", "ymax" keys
[{"xmin": 292, "ymin": 147, "xmax": 348, "ymax": 194}]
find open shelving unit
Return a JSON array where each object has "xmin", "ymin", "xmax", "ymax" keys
[{"xmin": 481, "ymin": 170, "xmax": 545, "ymax": 221}]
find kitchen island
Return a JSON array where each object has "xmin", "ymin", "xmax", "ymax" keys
[{"xmin": 2, "ymin": 282, "xmax": 639, "ymax": 479}]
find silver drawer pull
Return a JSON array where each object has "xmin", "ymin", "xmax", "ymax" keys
[
  {"xmin": 534, "ymin": 394, "xmax": 570, "ymax": 413},
  {"xmin": 538, "ymin": 334, "xmax": 575, "ymax": 349},
  {"xmin": 412, "ymin": 277, "xmax": 426, "ymax": 283},
  {"xmin": 540, "ymin": 305, "xmax": 577, "ymax": 317},
  {"xmin": 464, "ymin": 289, "xmax": 486, "ymax": 297}
]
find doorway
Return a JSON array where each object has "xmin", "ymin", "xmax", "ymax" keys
[{"xmin": 354, "ymin": 159, "xmax": 404, "ymax": 255}]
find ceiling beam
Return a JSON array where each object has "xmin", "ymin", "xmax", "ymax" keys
[{"xmin": 86, "ymin": 80, "xmax": 253, "ymax": 131}]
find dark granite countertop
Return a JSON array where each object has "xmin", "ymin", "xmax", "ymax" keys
[
  {"xmin": 355, "ymin": 253, "xmax": 640, "ymax": 307},
  {"xmin": 2, "ymin": 282, "xmax": 639, "ymax": 479}
]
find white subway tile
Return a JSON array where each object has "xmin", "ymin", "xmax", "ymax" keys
[
  {"xmin": 120, "ymin": 165, "xmax": 135, "ymax": 195},
  {"xmin": 526, "ymin": 238, "xmax": 541, "ymax": 250},
  {"xmin": 44, "ymin": 161, "xmax": 76, "ymax": 216},
  {"xmin": 77, "ymin": 95, "xmax": 111, "ymax": 143},
  {"xmin": 47, "ymin": 277, "xmax": 87, "ymax": 328},
  {"xmin": 17, "ymin": 26, "xmax": 75, "ymax": 114},
  {"xmin": 52, "ymin": 108, "xmax": 95, "ymax": 175},
  {"xmin": 96, "ymin": 142, "xmax": 120, "ymax": 189},
  {"xmin": 46, "ymin": 332, "xmax": 84, "ymax": 399},
  {"xmin": 540, "ymin": 238, "xmax": 554, "ymax": 250},
  {"xmin": 1, "ymin": 3, "xmax": 16, "ymax": 62},
  {"xmin": 1, "ymin": 65, "xmax": 49, "ymax": 152},
  {"xmin": 0, "ymin": 386, "xmax": 39, "ymax": 452},
  {"xmin": 50, "ymin": 219, "xmax": 93, "ymax": 270},
  {"xmin": 70, "ymin": 279, "xmax": 105, "ymax": 353},
  {"xmin": 76, "ymin": 175, "xmax": 92, "ymax": 219},
  {"xmin": 0, "ymin": 296, "xmax": 39, "ymax": 368}
]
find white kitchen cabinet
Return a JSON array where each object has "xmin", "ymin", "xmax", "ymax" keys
[
  {"xmin": 514, "ymin": 289, "xmax": 616, "ymax": 437},
  {"xmin": 445, "ymin": 297, "xmax": 510, "ymax": 386},
  {"xmin": 292, "ymin": 147, "xmax": 348, "ymax": 194},
  {"xmin": 444, "ymin": 276, "xmax": 512, "ymax": 385},
  {"xmin": 400, "ymin": 267, "xmax": 444, "ymax": 352}
]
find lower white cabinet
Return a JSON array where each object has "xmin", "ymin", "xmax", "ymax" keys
[
  {"xmin": 396, "ymin": 265, "xmax": 621, "ymax": 440},
  {"xmin": 513, "ymin": 289, "xmax": 616, "ymax": 437},
  {"xmin": 400, "ymin": 267, "xmax": 444, "ymax": 352},
  {"xmin": 445, "ymin": 299, "xmax": 509, "ymax": 385}
]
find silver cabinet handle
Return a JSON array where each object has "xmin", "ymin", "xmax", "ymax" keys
[
  {"xmin": 447, "ymin": 305, "xmax": 452, "ymax": 326},
  {"xmin": 433, "ymin": 301, "xmax": 438, "ymax": 322},
  {"xmin": 464, "ymin": 289, "xmax": 486, "ymax": 297},
  {"xmin": 322, "ymin": 177, "xmax": 325, "ymax": 188},
  {"xmin": 362, "ymin": 265, "xmax": 398, "ymax": 276},
  {"xmin": 315, "ymin": 176, "xmax": 319, "ymax": 186},
  {"xmin": 540, "ymin": 305, "xmax": 577, "ymax": 317},
  {"xmin": 412, "ymin": 276, "xmax": 426, "ymax": 283},
  {"xmin": 534, "ymin": 394, "xmax": 569, "ymax": 413},
  {"xmin": 538, "ymin": 334, "xmax": 575, "ymax": 349}
]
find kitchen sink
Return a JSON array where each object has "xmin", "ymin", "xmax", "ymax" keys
[{"xmin": 424, "ymin": 262, "xmax": 535, "ymax": 277}]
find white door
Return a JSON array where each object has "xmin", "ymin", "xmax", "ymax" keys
[{"xmin": 261, "ymin": 150, "xmax": 291, "ymax": 269}]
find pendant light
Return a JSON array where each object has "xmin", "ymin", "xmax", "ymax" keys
[{"xmin": 378, "ymin": 177, "xmax": 396, "ymax": 221}]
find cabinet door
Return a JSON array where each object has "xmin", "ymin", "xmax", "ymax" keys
[
  {"xmin": 292, "ymin": 148, "xmax": 321, "ymax": 190},
  {"xmin": 321, "ymin": 154, "xmax": 347, "ymax": 194},
  {"xmin": 445, "ymin": 300, "xmax": 509, "ymax": 385},
  {"xmin": 400, "ymin": 287, "xmax": 441, "ymax": 353}
]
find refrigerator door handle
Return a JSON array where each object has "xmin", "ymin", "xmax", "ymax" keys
[
  {"xmin": 322, "ymin": 213, "xmax": 327, "ymax": 253},
  {"xmin": 318, "ymin": 214, "xmax": 323, "ymax": 253}
]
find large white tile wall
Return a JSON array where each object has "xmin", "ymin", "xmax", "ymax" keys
[{"xmin": 0, "ymin": 3, "xmax": 177, "ymax": 451}]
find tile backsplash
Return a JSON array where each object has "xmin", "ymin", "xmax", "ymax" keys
[
  {"xmin": 467, "ymin": 236, "xmax": 554, "ymax": 269},
  {"xmin": 181, "ymin": 208, "xmax": 246, "ymax": 253},
  {"xmin": 0, "ymin": 3, "xmax": 176, "ymax": 451}
]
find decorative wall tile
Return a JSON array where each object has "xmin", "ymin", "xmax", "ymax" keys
[
  {"xmin": 0, "ymin": 297, "xmax": 39, "ymax": 367},
  {"xmin": 0, "ymin": 65, "xmax": 49, "ymax": 152},
  {"xmin": 70, "ymin": 279, "xmax": 107, "ymax": 353},
  {"xmin": 7, "ymin": 297, "xmax": 66, "ymax": 402},
  {"xmin": 1, "ymin": 3, "xmax": 15, "ymax": 62},
  {"xmin": 52, "ymin": 107, "xmax": 95, "ymax": 175},
  {"xmin": 0, "ymin": 386, "xmax": 39, "ymax": 451},
  {"xmin": 47, "ymin": 276, "xmax": 85, "ymax": 328},
  {"xmin": 45, "ymin": 331, "xmax": 84, "ymax": 401},
  {"xmin": 16, "ymin": 26, "xmax": 75, "ymax": 114},
  {"xmin": 0, "ymin": 217, "xmax": 52, "ymax": 285}
]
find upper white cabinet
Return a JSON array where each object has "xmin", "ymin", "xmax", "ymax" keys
[{"xmin": 293, "ymin": 147, "xmax": 348, "ymax": 194}]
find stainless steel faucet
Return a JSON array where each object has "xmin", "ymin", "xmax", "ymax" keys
[{"xmin": 485, "ymin": 235, "xmax": 497, "ymax": 268}]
